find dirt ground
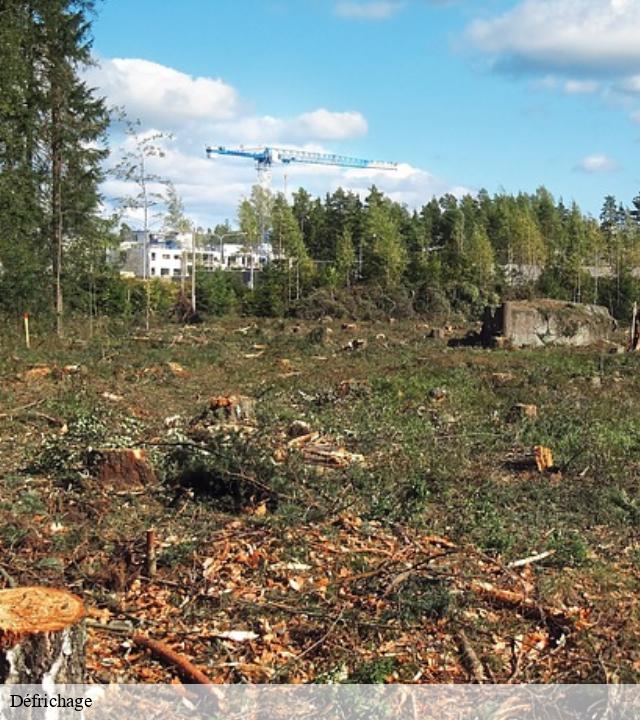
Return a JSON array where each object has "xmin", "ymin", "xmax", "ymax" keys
[{"xmin": 1, "ymin": 317, "xmax": 639, "ymax": 683}]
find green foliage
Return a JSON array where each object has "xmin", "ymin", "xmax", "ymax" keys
[
  {"xmin": 391, "ymin": 577, "xmax": 451, "ymax": 622},
  {"xmin": 0, "ymin": 0, "xmax": 109, "ymax": 325},
  {"xmin": 245, "ymin": 264, "xmax": 288, "ymax": 317},
  {"xmin": 546, "ymin": 531, "xmax": 589, "ymax": 568},
  {"xmin": 196, "ymin": 269, "xmax": 239, "ymax": 316},
  {"xmin": 347, "ymin": 657, "xmax": 398, "ymax": 684}
]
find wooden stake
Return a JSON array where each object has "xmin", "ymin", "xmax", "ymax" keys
[
  {"xmin": 146, "ymin": 528, "xmax": 157, "ymax": 578},
  {"xmin": 23, "ymin": 313, "xmax": 30, "ymax": 349}
]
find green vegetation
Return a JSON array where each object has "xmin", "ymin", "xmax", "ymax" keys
[
  {"xmin": 1, "ymin": 319, "xmax": 639, "ymax": 681},
  {"xmin": 3, "ymin": 1, "xmax": 640, "ymax": 331}
]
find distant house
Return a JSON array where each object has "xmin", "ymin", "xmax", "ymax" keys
[{"xmin": 110, "ymin": 232, "xmax": 273, "ymax": 283}]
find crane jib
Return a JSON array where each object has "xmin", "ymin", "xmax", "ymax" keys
[{"xmin": 205, "ymin": 145, "xmax": 397, "ymax": 171}]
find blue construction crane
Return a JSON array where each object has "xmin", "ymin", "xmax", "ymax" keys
[{"xmin": 205, "ymin": 144, "xmax": 397, "ymax": 187}]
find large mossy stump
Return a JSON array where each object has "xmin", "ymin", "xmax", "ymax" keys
[{"xmin": 0, "ymin": 587, "xmax": 85, "ymax": 683}]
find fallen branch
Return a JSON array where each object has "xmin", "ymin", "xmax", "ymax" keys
[
  {"xmin": 455, "ymin": 630, "xmax": 485, "ymax": 683},
  {"xmin": 133, "ymin": 634, "xmax": 216, "ymax": 688},
  {"xmin": 468, "ymin": 580, "xmax": 574, "ymax": 624},
  {"xmin": 507, "ymin": 550, "xmax": 555, "ymax": 569}
]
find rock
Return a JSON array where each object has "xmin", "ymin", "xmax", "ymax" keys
[
  {"xmin": 88, "ymin": 448, "xmax": 157, "ymax": 488},
  {"xmin": 508, "ymin": 403, "xmax": 538, "ymax": 421},
  {"xmin": 342, "ymin": 323, "xmax": 358, "ymax": 332},
  {"xmin": 482, "ymin": 299, "xmax": 616, "ymax": 348},
  {"xmin": 590, "ymin": 376, "xmax": 602, "ymax": 388},
  {"xmin": 288, "ymin": 420, "xmax": 312, "ymax": 438}
]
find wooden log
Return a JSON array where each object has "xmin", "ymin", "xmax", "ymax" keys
[{"xmin": 0, "ymin": 587, "xmax": 85, "ymax": 683}]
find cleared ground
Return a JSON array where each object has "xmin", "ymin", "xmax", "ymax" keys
[{"xmin": 0, "ymin": 318, "xmax": 639, "ymax": 683}]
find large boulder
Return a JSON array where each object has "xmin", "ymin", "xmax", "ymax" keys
[{"xmin": 482, "ymin": 299, "xmax": 616, "ymax": 348}]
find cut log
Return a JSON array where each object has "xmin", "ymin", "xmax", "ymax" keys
[{"xmin": 0, "ymin": 586, "xmax": 85, "ymax": 683}]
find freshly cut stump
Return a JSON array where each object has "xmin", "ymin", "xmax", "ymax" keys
[{"xmin": 0, "ymin": 587, "xmax": 85, "ymax": 683}]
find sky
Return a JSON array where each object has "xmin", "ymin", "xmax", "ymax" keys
[{"xmin": 87, "ymin": 0, "xmax": 640, "ymax": 230}]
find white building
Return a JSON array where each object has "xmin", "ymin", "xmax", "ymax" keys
[{"xmin": 113, "ymin": 232, "xmax": 273, "ymax": 282}]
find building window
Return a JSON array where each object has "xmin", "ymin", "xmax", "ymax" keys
[
  {"xmin": 174, "ymin": 255, "xmax": 180, "ymax": 260},
  {"xmin": 162, "ymin": 254, "xmax": 170, "ymax": 260},
  {"xmin": 160, "ymin": 268, "xmax": 170, "ymax": 276},
  {"xmin": 173, "ymin": 269, "xmax": 180, "ymax": 276},
  {"xmin": 151, "ymin": 267, "xmax": 156, "ymax": 276},
  {"xmin": 151, "ymin": 252, "xmax": 156, "ymax": 261}
]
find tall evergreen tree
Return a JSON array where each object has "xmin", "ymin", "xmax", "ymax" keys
[{"xmin": 37, "ymin": 0, "xmax": 109, "ymax": 334}]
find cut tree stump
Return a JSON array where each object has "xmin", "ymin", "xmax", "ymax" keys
[{"xmin": 0, "ymin": 587, "xmax": 85, "ymax": 683}]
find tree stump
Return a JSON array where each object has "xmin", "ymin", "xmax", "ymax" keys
[{"xmin": 0, "ymin": 587, "xmax": 85, "ymax": 683}]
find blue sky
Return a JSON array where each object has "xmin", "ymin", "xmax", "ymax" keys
[{"xmin": 88, "ymin": 0, "xmax": 640, "ymax": 228}]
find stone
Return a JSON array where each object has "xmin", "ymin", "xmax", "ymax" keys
[{"xmin": 482, "ymin": 299, "xmax": 616, "ymax": 348}]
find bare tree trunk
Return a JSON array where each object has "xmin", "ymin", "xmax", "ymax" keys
[
  {"xmin": 51, "ymin": 95, "xmax": 64, "ymax": 338},
  {"xmin": 0, "ymin": 587, "xmax": 85, "ymax": 683},
  {"xmin": 191, "ymin": 230, "xmax": 197, "ymax": 312}
]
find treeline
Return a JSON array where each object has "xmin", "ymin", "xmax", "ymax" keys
[
  {"xmin": 3, "ymin": 2, "xmax": 640, "ymax": 328},
  {"xmin": 231, "ymin": 185, "xmax": 640, "ymax": 321}
]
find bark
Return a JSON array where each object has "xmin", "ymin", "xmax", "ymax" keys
[
  {"xmin": 0, "ymin": 587, "xmax": 85, "ymax": 683},
  {"xmin": 51, "ymin": 81, "xmax": 64, "ymax": 338}
]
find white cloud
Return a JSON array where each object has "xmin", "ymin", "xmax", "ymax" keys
[
  {"xmin": 293, "ymin": 109, "xmax": 368, "ymax": 140},
  {"xmin": 334, "ymin": 1, "xmax": 405, "ymax": 20},
  {"xmin": 575, "ymin": 154, "xmax": 617, "ymax": 172},
  {"xmin": 85, "ymin": 58, "xmax": 239, "ymax": 126},
  {"xmin": 98, "ymin": 57, "xmax": 461, "ymax": 226},
  {"xmin": 333, "ymin": 0, "xmax": 459, "ymax": 19},
  {"xmin": 208, "ymin": 110, "xmax": 368, "ymax": 145},
  {"xmin": 468, "ymin": 0, "xmax": 640, "ymax": 77},
  {"xmin": 564, "ymin": 79, "xmax": 601, "ymax": 94}
]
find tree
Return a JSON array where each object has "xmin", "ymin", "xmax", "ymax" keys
[
  {"xmin": 163, "ymin": 181, "xmax": 191, "ymax": 235},
  {"xmin": 0, "ymin": 1, "xmax": 47, "ymax": 315},
  {"xmin": 363, "ymin": 188, "xmax": 407, "ymax": 286},
  {"xmin": 335, "ymin": 227, "xmax": 356, "ymax": 287},
  {"xmin": 271, "ymin": 193, "xmax": 314, "ymax": 299},
  {"xmin": 113, "ymin": 123, "xmax": 170, "ymax": 278},
  {"xmin": 40, "ymin": 0, "xmax": 110, "ymax": 336},
  {"xmin": 237, "ymin": 185, "xmax": 273, "ymax": 289},
  {"xmin": 0, "ymin": 1, "xmax": 109, "ymax": 331}
]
